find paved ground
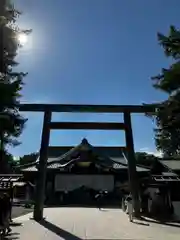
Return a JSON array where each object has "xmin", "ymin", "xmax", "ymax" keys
[
  {"xmin": 12, "ymin": 206, "xmax": 33, "ymax": 219},
  {"xmin": 7, "ymin": 208, "xmax": 180, "ymax": 240}
]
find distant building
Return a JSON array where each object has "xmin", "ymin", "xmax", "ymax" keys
[
  {"xmin": 159, "ymin": 160, "xmax": 180, "ymax": 176},
  {"xmin": 140, "ymin": 159, "xmax": 180, "ymax": 220},
  {"xmin": 17, "ymin": 138, "xmax": 149, "ymax": 205}
]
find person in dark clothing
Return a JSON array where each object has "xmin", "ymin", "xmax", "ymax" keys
[
  {"xmin": 95, "ymin": 191, "xmax": 104, "ymax": 210},
  {"xmin": 0, "ymin": 195, "xmax": 4, "ymax": 227},
  {"xmin": 1, "ymin": 193, "xmax": 12, "ymax": 234},
  {"xmin": 9, "ymin": 187, "xmax": 14, "ymax": 222}
]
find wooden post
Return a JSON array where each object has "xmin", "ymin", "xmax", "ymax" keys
[
  {"xmin": 33, "ymin": 110, "xmax": 51, "ymax": 221},
  {"xmin": 124, "ymin": 111, "xmax": 140, "ymax": 215}
]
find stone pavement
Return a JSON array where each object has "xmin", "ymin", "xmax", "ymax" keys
[{"xmin": 8, "ymin": 207, "xmax": 180, "ymax": 240}]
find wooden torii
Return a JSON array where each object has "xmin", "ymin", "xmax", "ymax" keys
[{"xmin": 19, "ymin": 103, "xmax": 156, "ymax": 221}]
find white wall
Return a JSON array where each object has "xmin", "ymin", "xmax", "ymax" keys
[{"xmin": 55, "ymin": 174, "xmax": 114, "ymax": 192}]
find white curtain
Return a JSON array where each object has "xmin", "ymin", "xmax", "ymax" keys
[{"xmin": 55, "ymin": 174, "xmax": 114, "ymax": 192}]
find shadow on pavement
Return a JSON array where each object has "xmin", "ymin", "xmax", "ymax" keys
[
  {"xmin": 4, "ymin": 232, "xmax": 20, "ymax": 240},
  {"xmin": 10, "ymin": 222, "xmax": 23, "ymax": 227},
  {"xmin": 38, "ymin": 219, "xmax": 82, "ymax": 240},
  {"xmin": 4, "ymin": 222, "xmax": 22, "ymax": 239},
  {"xmin": 4, "ymin": 237, "xmax": 19, "ymax": 240},
  {"xmin": 132, "ymin": 221, "xmax": 149, "ymax": 226},
  {"xmin": 38, "ymin": 219, "xmax": 150, "ymax": 240},
  {"xmin": 141, "ymin": 217, "xmax": 180, "ymax": 228},
  {"xmin": 98, "ymin": 208, "xmax": 109, "ymax": 212}
]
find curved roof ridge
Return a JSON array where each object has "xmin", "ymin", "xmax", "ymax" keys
[
  {"xmin": 47, "ymin": 156, "xmax": 81, "ymax": 167},
  {"xmin": 46, "ymin": 138, "xmax": 93, "ymax": 163},
  {"xmin": 15, "ymin": 161, "xmax": 38, "ymax": 169}
]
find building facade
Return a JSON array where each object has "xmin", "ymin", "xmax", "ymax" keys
[{"xmin": 19, "ymin": 138, "xmax": 149, "ymax": 205}]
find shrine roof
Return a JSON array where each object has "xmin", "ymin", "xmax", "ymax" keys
[
  {"xmin": 159, "ymin": 160, "xmax": 180, "ymax": 171},
  {"xmin": 19, "ymin": 138, "xmax": 149, "ymax": 172}
]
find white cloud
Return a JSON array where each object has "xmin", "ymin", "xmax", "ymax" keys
[
  {"xmin": 139, "ymin": 147, "xmax": 149, "ymax": 152},
  {"xmin": 139, "ymin": 147, "xmax": 163, "ymax": 158},
  {"xmin": 21, "ymin": 96, "xmax": 53, "ymax": 104}
]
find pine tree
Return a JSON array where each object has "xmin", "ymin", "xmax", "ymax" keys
[
  {"xmin": 0, "ymin": 0, "xmax": 31, "ymax": 172},
  {"xmin": 152, "ymin": 26, "xmax": 180, "ymax": 157}
]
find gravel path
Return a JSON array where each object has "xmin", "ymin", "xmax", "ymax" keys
[
  {"xmin": 12, "ymin": 206, "xmax": 33, "ymax": 219},
  {"xmin": 7, "ymin": 207, "xmax": 180, "ymax": 240}
]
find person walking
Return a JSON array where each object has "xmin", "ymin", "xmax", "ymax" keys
[
  {"xmin": 9, "ymin": 187, "xmax": 14, "ymax": 223},
  {"xmin": 3, "ymin": 193, "xmax": 12, "ymax": 234},
  {"xmin": 126, "ymin": 195, "xmax": 133, "ymax": 222},
  {"xmin": 95, "ymin": 191, "xmax": 104, "ymax": 210},
  {"xmin": 0, "ymin": 193, "xmax": 12, "ymax": 236}
]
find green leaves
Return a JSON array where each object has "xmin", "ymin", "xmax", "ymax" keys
[
  {"xmin": 0, "ymin": 0, "xmax": 30, "ymax": 156},
  {"xmin": 152, "ymin": 26, "xmax": 180, "ymax": 157},
  {"xmin": 157, "ymin": 26, "xmax": 180, "ymax": 59},
  {"xmin": 152, "ymin": 62, "xmax": 180, "ymax": 94},
  {"xmin": 19, "ymin": 152, "xmax": 39, "ymax": 166},
  {"xmin": 154, "ymin": 103, "xmax": 180, "ymax": 156}
]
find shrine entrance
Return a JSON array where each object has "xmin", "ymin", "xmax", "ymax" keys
[{"xmin": 19, "ymin": 103, "xmax": 156, "ymax": 221}]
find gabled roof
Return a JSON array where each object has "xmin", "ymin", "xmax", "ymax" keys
[
  {"xmin": 47, "ymin": 142, "xmax": 125, "ymax": 160},
  {"xmin": 36, "ymin": 138, "xmax": 117, "ymax": 167},
  {"xmin": 0, "ymin": 174, "xmax": 23, "ymax": 190},
  {"xmin": 159, "ymin": 160, "xmax": 180, "ymax": 171},
  {"xmin": 34, "ymin": 138, "xmax": 92, "ymax": 165},
  {"xmin": 0, "ymin": 174, "xmax": 23, "ymax": 182},
  {"xmin": 21, "ymin": 138, "xmax": 149, "ymax": 172}
]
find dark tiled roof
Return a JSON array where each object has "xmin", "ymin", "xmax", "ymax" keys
[
  {"xmin": 47, "ymin": 145, "xmax": 124, "ymax": 159},
  {"xmin": 15, "ymin": 160, "xmax": 39, "ymax": 170},
  {"xmin": 22, "ymin": 166, "xmax": 37, "ymax": 172},
  {"xmin": 110, "ymin": 157, "xmax": 127, "ymax": 165},
  {"xmin": 160, "ymin": 160, "xmax": 180, "ymax": 171},
  {"xmin": 47, "ymin": 163, "xmax": 63, "ymax": 169},
  {"xmin": 0, "ymin": 176, "xmax": 22, "ymax": 182},
  {"xmin": 21, "ymin": 139, "xmax": 149, "ymax": 172}
]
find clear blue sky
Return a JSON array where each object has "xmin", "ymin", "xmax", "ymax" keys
[{"xmin": 11, "ymin": 0, "xmax": 179, "ymax": 157}]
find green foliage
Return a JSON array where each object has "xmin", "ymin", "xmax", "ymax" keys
[
  {"xmin": 135, "ymin": 152, "xmax": 158, "ymax": 167},
  {"xmin": 157, "ymin": 26, "xmax": 180, "ymax": 59},
  {"xmin": 0, "ymin": 0, "xmax": 31, "ymax": 171},
  {"xmin": 151, "ymin": 26, "xmax": 180, "ymax": 157},
  {"xmin": 19, "ymin": 152, "xmax": 38, "ymax": 165},
  {"xmin": 152, "ymin": 62, "xmax": 180, "ymax": 94},
  {"xmin": 0, "ymin": 148, "xmax": 16, "ymax": 173}
]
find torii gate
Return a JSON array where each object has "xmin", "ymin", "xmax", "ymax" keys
[{"xmin": 19, "ymin": 103, "xmax": 156, "ymax": 221}]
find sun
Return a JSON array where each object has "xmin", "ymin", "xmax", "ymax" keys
[{"xmin": 18, "ymin": 33, "xmax": 28, "ymax": 46}]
